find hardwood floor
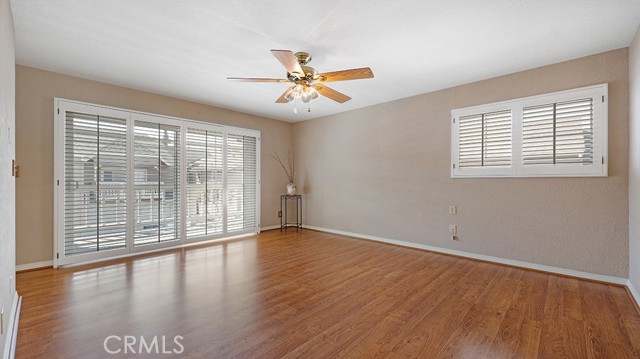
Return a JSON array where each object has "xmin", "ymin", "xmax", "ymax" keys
[{"xmin": 16, "ymin": 229, "xmax": 640, "ymax": 358}]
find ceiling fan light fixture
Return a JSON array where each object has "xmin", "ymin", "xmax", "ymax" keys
[
  {"xmin": 284, "ymin": 83, "xmax": 319, "ymax": 103},
  {"xmin": 301, "ymin": 85, "xmax": 319, "ymax": 103},
  {"xmin": 284, "ymin": 84, "xmax": 302, "ymax": 102}
]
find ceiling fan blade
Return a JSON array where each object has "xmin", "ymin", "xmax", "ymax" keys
[
  {"xmin": 227, "ymin": 77, "xmax": 289, "ymax": 82},
  {"xmin": 313, "ymin": 84, "xmax": 351, "ymax": 103},
  {"xmin": 271, "ymin": 50, "xmax": 304, "ymax": 76},
  {"xmin": 276, "ymin": 86, "xmax": 295, "ymax": 103},
  {"xmin": 317, "ymin": 67, "xmax": 374, "ymax": 82}
]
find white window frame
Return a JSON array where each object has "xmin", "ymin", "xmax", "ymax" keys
[
  {"xmin": 451, "ymin": 83, "xmax": 608, "ymax": 178},
  {"xmin": 451, "ymin": 102, "xmax": 518, "ymax": 177},
  {"xmin": 54, "ymin": 98, "xmax": 261, "ymax": 266}
]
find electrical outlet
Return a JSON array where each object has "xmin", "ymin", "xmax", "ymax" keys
[
  {"xmin": 449, "ymin": 224, "xmax": 457, "ymax": 235},
  {"xmin": 448, "ymin": 206, "xmax": 457, "ymax": 215},
  {"xmin": 278, "ymin": 211, "xmax": 282, "ymax": 218}
]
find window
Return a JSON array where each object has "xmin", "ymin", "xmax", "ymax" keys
[
  {"xmin": 451, "ymin": 84, "xmax": 607, "ymax": 178},
  {"xmin": 185, "ymin": 128, "xmax": 223, "ymax": 238},
  {"xmin": 133, "ymin": 120, "xmax": 181, "ymax": 246},
  {"xmin": 63, "ymin": 110, "xmax": 128, "ymax": 256},
  {"xmin": 458, "ymin": 109, "xmax": 512, "ymax": 169},
  {"xmin": 55, "ymin": 99, "xmax": 261, "ymax": 265},
  {"xmin": 226, "ymin": 134, "xmax": 258, "ymax": 231},
  {"xmin": 522, "ymin": 100, "xmax": 595, "ymax": 166}
]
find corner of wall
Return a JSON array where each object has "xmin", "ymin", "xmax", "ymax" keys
[
  {"xmin": 293, "ymin": 50, "xmax": 630, "ymax": 279},
  {"xmin": 0, "ymin": 0, "xmax": 16, "ymax": 357},
  {"xmin": 629, "ymin": 24, "xmax": 640, "ymax": 295}
]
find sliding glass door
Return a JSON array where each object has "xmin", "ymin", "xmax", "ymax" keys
[
  {"xmin": 227, "ymin": 134, "xmax": 258, "ymax": 231},
  {"xmin": 133, "ymin": 120, "xmax": 181, "ymax": 246},
  {"xmin": 185, "ymin": 128, "xmax": 224, "ymax": 238},
  {"xmin": 55, "ymin": 99, "xmax": 260, "ymax": 266},
  {"xmin": 62, "ymin": 109, "xmax": 129, "ymax": 258}
]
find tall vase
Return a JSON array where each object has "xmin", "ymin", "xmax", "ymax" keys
[{"xmin": 286, "ymin": 182, "xmax": 297, "ymax": 195}]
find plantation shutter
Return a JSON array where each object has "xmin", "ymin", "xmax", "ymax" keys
[
  {"xmin": 56, "ymin": 99, "xmax": 262, "ymax": 265},
  {"xmin": 185, "ymin": 128, "xmax": 224, "ymax": 238},
  {"xmin": 452, "ymin": 84, "xmax": 605, "ymax": 178},
  {"xmin": 133, "ymin": 121, "xmax": 181, "ymax": 246},
  {"xmin": 226, "ymin": 133, "xmax": 258, "ymax": 232},
  {"xmin": 522, "ymin": 98, "xmax": 594, "ymax": 166},
  {"xmin": 64, "ymin": 111, "xmax": 127, "ymax": 255},
  {"xmin": 458, "ymin": 110, "xmax": 512, "ymax": 168}
]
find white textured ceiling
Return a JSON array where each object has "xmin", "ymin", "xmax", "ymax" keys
[{"xmin": 10, "ymin": 0, "xmax": 640, "ymax": 122}]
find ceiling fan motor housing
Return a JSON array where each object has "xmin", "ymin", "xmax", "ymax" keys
[
  {"xmin": 294, "ymin": 52, "xmax": 312, "ymax": 65},
  {"xmin": 285, "ymin": 52, "xmax": 317, "ymax": 82},
  {"xmin": 288, "ymin": 68, "xmax": 317, "ymax": 82}
]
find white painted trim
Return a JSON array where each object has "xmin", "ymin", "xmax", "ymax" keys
[
  {"xmin": 628, "ymin": 280, "xmax": 640, "ymax": 309},
  {"xmin": 3, "ymin": 292, "xmax": 21, "ymax": 359},
  {"xmin": 54, "ymin": 98, "xmax": 260, "ymax": 136},
  {"xmin": 304, "ymin": 225, "xmax": 628, "ymax": 285},
  {"xmin": 451, "ymin": 83, "xmax": 608, "ymax": 178},
  {"xmin": 15, "ymin": 260, "xmax": 53, "ymax": 272},
  {"xmin": 260, "ymin": 225, "xmax": 280, "ymax": 231}
]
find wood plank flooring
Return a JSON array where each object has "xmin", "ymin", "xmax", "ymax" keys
[{"xmin": 16, "ymin": 229, "xmax": 640, "ymax": 358}]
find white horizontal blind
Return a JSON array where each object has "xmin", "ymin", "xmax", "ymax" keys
[
  {"xmin": 458, "ymin": 110, "xmax": 512, "ymax": 168},
  {"xmin": 522, "ymin": 98, "xmax": 593, "ymax": 166},
  {"xmin": 185, "ymin": 128, "xmax": 223, "ymax": 238},
  {"xmin": 133, "ymin": 121, "xmax": 181, "ymax": 246},
  {"xmin": 64, "ymin": 112, "xmax": 127, "ymax": 256},
  {"xmin": 227, "ymin": 134, "xmax": 258, "ymax": 232}
]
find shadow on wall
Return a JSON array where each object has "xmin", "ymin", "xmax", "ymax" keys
[{"xmin": 302, "ymin": 166, "xmax": 312, "ymax": 195}]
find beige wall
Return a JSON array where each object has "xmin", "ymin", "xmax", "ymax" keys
[
  {"xmin": 15, "ymin": 48, "xmax": 633, "ymax": 278},
  {"xmin": 630, "ymin": 27, "xmax": 640, "ymax": 292},
  {"xmin": 294, "ymin": 49, "xmax": 629, "ymax": 278},
  {"xmin": 0, "ymin": 0, "xmax": 16, "ymax": 355},
  {"xmin": 15, "ymin": 66, "xmax": 293, "ymax": 265}
]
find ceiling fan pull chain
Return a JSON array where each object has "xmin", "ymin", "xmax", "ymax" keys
[{"xmin": 308, "ymin": 103, "xmax": 311, "ymax": 113}]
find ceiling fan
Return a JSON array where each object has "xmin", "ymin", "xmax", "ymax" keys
[{"xmin": 228, "ymin": 50, "xmax": 374, "ymax": 109}]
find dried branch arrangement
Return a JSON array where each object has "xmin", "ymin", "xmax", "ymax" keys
[{"xmin": 272, "ymin": 151, "xmax": 295, "ymax": 183}]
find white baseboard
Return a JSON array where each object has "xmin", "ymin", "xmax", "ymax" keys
[
  {"xmin": 260, "ymin": 225, "xmax": 281, "ymax": 231},
  {"xmin": 18, "ymin": 227, "xmax": 632, "ymax": 287},
  {"xmin": 16, "ymin": 260, "xmax": 52, "ymax": 272},
  {"xmin": 3, "ymin": 292, "xmax": 21, "ymax": 359},
  {"xmin": 304, "ymin": 225, "xmax": 628, "ymax": 286},
  {"xmin": 628, "ymin": 280, "xmax": 640, "ymax": 308}
]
